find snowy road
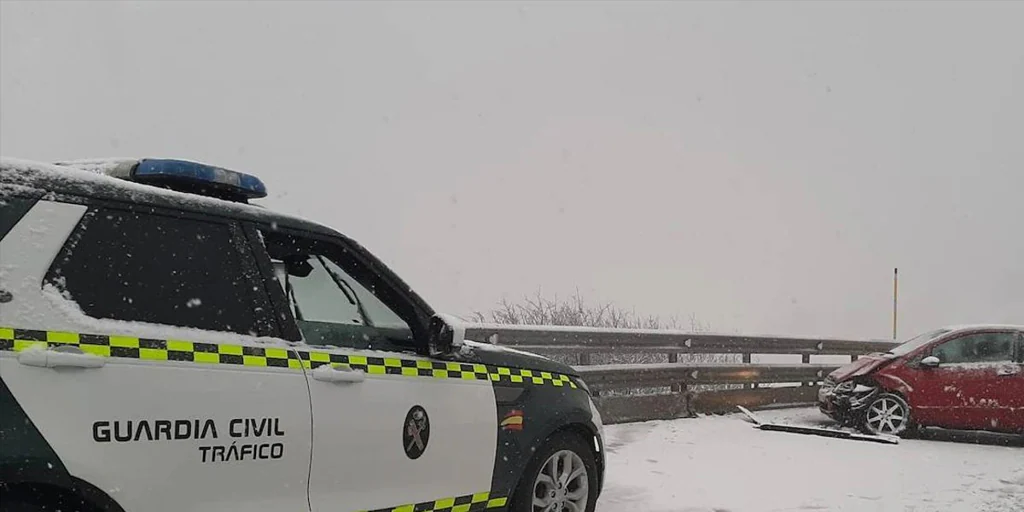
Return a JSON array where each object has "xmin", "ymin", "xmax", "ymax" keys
[{"xmin": 597, "ymin": 407, "xmax": 1023, "ymax": 512}]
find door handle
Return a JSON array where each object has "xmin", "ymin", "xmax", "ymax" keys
[
  {"xmin": 311, "ymin": 363, "xmax": 365, "ymax": 384},
  {"xmin": 996, "ymin": 367, "xmax": 1020, "ymax": 377},
  {"xmin": 18, "ymin": 346, "xmax": 106, "ymax": 369}
]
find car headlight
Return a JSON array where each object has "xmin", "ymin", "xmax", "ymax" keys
[
  {"xmin": 848, "ymin": 383, "xmax": 879, "ymax": 407},
  {"xmin": 589, "ymin": 397, "xmax": 605, "ymax": 451}
]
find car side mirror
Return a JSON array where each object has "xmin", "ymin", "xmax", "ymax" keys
[
  {"xmin": 426, "ymin": 314, "xmax": 466, "ymax": 357},
  {"xmin": 284, "ymin": 256, "xmax": 314, "ymax": 278},
  {"xmin": 920, "ymin": 355, "xmax": 941, "ymax": 368}
]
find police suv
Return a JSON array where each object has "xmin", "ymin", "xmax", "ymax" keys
[{"xmin": 0, "ymin": 157, "xmax": 605, "ymax": 512}]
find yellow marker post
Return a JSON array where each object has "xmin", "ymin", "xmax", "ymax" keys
[{"xmin": 892, "ymin": 267, "xmax": 898, "ymax": 340}]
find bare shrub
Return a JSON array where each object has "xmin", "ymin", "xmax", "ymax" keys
[
  {"xmin": 470, "ymin": 290, "xmax": 739, "ymax": 394},
  {"xmin": 470, "ymin": 289, "xmax": 708, "ymax": 332}
]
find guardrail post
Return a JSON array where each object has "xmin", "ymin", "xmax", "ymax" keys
[
  {"xmin": 668, "ymin": 353, "xmax": 682, "ymax": 392},
  {"xmin": 578, "ymin": 352, "xmax": 591, "ymax": 365},
  {"xmin": 742, "ymin": 353, "xmax": 754, "ymax": 389},
  {"xmin": 801, "ymin": 354, "xmax": 811, "ymax": 386}
]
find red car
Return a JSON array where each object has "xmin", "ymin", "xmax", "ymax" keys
[{"xmin": 818, "ymin": 324, "xmax": 1023, "ymax": 436}]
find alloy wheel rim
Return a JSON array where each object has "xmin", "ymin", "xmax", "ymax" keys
[
  {"xmin": 866, "ymin": 396, "xmax": 908, "ymax": 434},
  {"xmin": 532, "ymin": 449, "xmax": 589, "ymax": 512}
]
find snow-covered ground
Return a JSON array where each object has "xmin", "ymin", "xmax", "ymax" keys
[{"xmin": 598, "ymin": 407, "xmax": 1023, "ymax": 512}]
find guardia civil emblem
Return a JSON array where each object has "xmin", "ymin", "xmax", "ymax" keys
[{"xmin": 402, "ymin": 405, "xmax": 430, "ymax": 459}]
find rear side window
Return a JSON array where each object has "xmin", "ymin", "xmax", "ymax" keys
[
  {"xmin": 1017, "ymin": 332, "xmax": 1024, "ymax": 363},
  {"xmin": 931, "ymin": 332, "xmax": 1017, "ymax": 364},
  {"xmin": 45, "ymin": 207, "xmax": 266, "ymax": 336}
]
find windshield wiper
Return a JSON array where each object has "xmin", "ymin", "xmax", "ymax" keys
[{"xmin": 316, "ymin": 255, "xmax": 372, "ymax": 326}]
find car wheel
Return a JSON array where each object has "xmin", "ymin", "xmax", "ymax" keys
[
  {"xmin": 861, "ymin": 392, "xmax": 912, "ymax": 437},
  {"xmin": 0, "ymin": 485, "xmax": 98, "ymax": 512},
  {"xmin": 0, "ymin": 494, "xmax": 70, "ymax": 512},
  {"xmin": 510, "ymin": 431, "xmax": 599, "ymax": 512}
]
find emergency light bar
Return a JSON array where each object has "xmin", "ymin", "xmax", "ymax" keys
[{"xmin": 102, "ymin": 158, "xmax": 268, "ymax": 202}]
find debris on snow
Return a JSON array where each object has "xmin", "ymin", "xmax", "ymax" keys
[{"xmin": 598, "ymin": 407, "xmax": 1024, "ymax": 512}]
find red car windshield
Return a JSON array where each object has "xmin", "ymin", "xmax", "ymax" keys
[{"xmin": 887, "ymin": 329, "xmax": 951, "ymax": 356}]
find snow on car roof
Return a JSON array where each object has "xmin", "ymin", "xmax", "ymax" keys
[
  {"xmin": 0, "ymin": 156, "xmax": 324, "ymax": 229},
  {"xmin": 939, "ymin": 323, "xmax": 1024, "ymax": 332}
]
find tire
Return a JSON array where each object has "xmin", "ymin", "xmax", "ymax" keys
[
  {"xmin": 510, "ymin": 431, "xmax": 599, "ymax": 512},
  {"xmin": 0, "ymin": 485, "xmax": 97, "ymax": 512},
  {"xmin": 860, "ymin": 392, "xmax": 913, "ymax": 437},
  {"xmin": 0, "ymin": 495, "xmax": 71, "ymax": 512},
  {"xmin": 0, "ymin": 497, "xmax": 36, "ymax": 512}
]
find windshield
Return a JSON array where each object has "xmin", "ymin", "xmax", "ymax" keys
[{"xmin": 887, "ymin": 329, "xmax": 951, "ymax": 356}]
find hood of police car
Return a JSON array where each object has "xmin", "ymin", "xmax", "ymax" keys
[{"xmin": 454, "ymin": 339, "xmax": 578, "ymax": 377}]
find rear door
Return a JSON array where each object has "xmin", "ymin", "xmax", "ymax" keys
[
  {"xmin": 0, "ymin": 199, "xmax": 312, "ymax": 512},
  {"xmin": 1002, "ymin": 331, "xmax": 1024, "ymax": 432},
  {"xmin": 249, "ymin": 225, "xmax": 500, "ymax": 512},
  {"xmin": 912, "ymin": 330, "xmax": 1018, "ymax": 431}
]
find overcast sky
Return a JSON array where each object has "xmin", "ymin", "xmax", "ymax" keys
[{"xmin": 2, "ymin": 1, "xmax": 1022, "ymax": 340}]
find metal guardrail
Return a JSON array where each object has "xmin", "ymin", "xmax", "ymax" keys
[{"xmin": 465, "ymin": 324, "xmax": 899, "ymax": 424}]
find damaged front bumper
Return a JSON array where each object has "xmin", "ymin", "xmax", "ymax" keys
[{"xmin": 818, "ymin": 377, "xmax": 880, "ymax": 425}]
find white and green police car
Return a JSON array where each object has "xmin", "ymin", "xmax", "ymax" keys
[{"xmin": 0, "ymin": 157, "xmax": 604, "ymax": 512}]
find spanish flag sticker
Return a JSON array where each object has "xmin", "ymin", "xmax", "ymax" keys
[{"xmin": 500, "ymin": 409, "xmax": 524, "ymax": 432}]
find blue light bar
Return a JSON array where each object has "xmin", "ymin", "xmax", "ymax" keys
[{"xmin": 124, "ymin": 158, "xmax": 267, "ymax": 201}]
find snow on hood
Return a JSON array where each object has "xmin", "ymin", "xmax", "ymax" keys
[
  {"xmin": 459, "ymin": 338, "xmax": 554, "ymax": 361},
  {"xmin": 827, "ymin": 353, "xmax": 897, "ymax": 382}
]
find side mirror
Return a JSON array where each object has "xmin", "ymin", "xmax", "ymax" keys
[
  {"xmin": 426, "ymin": 314, "xmax": 466, "ymax": 357},
  {"xmin": 284, "ymin": 256, "xmax": 314, "ymax": 278},
  {"xmin": 920, "ymin": 356, "xmax": 941, "ymax": 368}
]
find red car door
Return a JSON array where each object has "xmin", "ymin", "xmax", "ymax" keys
[
  {"xmin": 910, "ymin": 330, "xmax": 1018, "ymax": 432},
  {"xmin": 1000, "ymin": 331, "xmax": 1024, "ymax": 432}
]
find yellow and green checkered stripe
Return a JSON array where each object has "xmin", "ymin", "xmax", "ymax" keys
[
  {"xmin": 0, "ymin": 327, "xmax": 296, "ymax": 368},
  {"xmin": 361, "ymin": 492, "xmax": 507, "ymax": 512},
  {"xmin": 0, "ymin": 327, "xmax": 576, "ymax": 389},
  {"xmin": 294, "ymin": 349, "xmax": 575, "ymax": 388}
]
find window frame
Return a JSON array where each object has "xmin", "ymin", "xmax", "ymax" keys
[
  {"xmin": 43, "ymin": 200, "xmax": 282, "ymax": 338},
  {"xmin": 242, "ymin": 220, "xmax": 432, "ymax": 354},
  {"xmin": 927, "ymin": 329, "xmax": 1018, "ymax": 366}
]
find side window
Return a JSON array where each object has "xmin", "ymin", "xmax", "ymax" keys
[
  {"xmin": 284, "ymin": 255, "xmax": 365, "ymax": 326},
  {"xmin": 318, "ymin": 257, "xmax": 410, "ymax": 330},
  {"xmin": 931, "ymin": 332, "xmax": 1016, "ymax": 365},
  {"xmin": 45, "ymin": 207, "xmax": 267, "ymax": 336},
  {"xmin": 258, "ymin": 228, "xmax": 414, "ymax": 349},
  {"xmin": 1018, "ymin": 332, "xmax": 1024, "ymax": 363}
]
